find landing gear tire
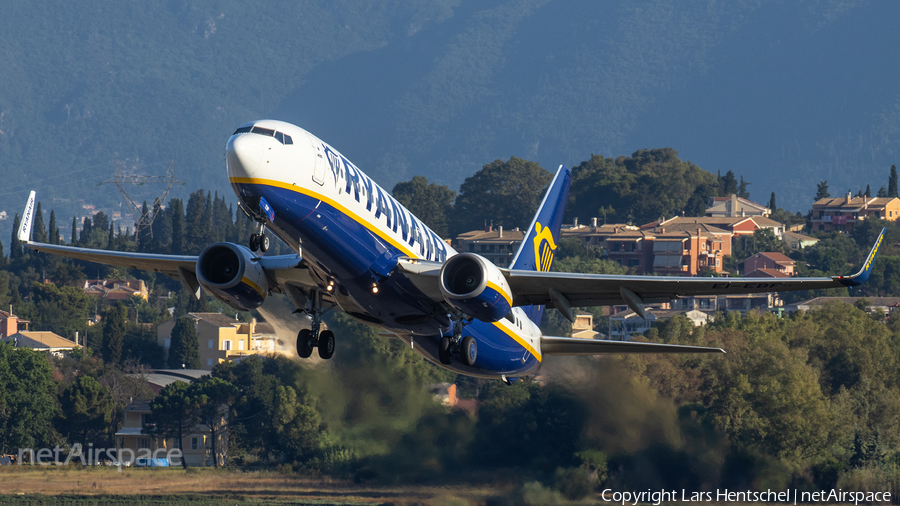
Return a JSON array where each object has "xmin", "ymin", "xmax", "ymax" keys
[
  {"xmin": 249, "ymin": 233, "xmax": 260, "ymax": 252},
  {"xmin": 318, "ymin": 330, "xmax": 335, "ymax": 360},
  {"xmin": 297, "ymin": 329, "xmax": 314, "ymax": 358},
  {"xmin": 460, "ymin": 336, "xmax": 477, "ymax": 366},
  {"xmin": 259, "ymin": 233, "xmax": 270, "ymax": 252},
  {"xmin": 438, "ymin": 337, "xmax": 453, "ymax": 365}
]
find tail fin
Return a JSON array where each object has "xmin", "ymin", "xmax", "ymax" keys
[
  {"xmin": 510, "ymin": 165, "xmax": 571, "ymax": 324},
  {"xmin": 17, "ymin": 191, "xmax": 36, "ymax": 243}
]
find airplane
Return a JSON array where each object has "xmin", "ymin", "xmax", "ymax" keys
[{"xmin": 17, "ymin": 119, "xmax": 885, "ymax": 382}]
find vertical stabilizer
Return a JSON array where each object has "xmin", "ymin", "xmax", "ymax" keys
[
  {"xmin": 17, "ymin": 191, "xmax": 36, "ymax": 243},
  {"xmin": 509, "ymin": 165, "xmax": 572, "ymax": 324}
]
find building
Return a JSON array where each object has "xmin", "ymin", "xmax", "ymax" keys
[
  {"xmin": 114, "ymin": 393, "xmax": 226, "ymax": 467},
  {"xmin": 706, "ymin": 195, "xmax": 771, "ymax": 217},
  {"xmin": 83, "ymin": 279, "xmax": 149, "ymax": 302},
  {"xmin": 787, "ymin": 297, "xmax": 900, "ymax": 315},
  {"xmin": 158, "ymin": 313, "xmax": 279, "ymax": 370},
  {"xmin": 0, "ymin": 331, "xmax": 78, "ymax": 355},
  {"xmin": 657, "ymin": 215, "xmax": 786, "ymax": 240},
  {"xmin": 562, "ymin": 221, "xmax": 732, "ymax": 276},
  {"xmin": 0, "ymin": 310, "xmax": 29, "ymax": 338},
  {"xmin": 572, "ymin": 311, "xmax": 598, "ymax": 339},
  {"xmin": 428, "ymin": 383, "xmax": 458, "ymax": 407},
  {"xmin": 454, "ymin": 225, "xmax": 526, "ymax": 267},
  {"xmin": 608, "ymin": 308, "xmax": 714, "ymax": 341},
  {"xmin": 783, "ymin": 230, "xmax": 819, "ymax": 250},
  {"xmin": 742, "ymin": 252, "xmax": 795, "ymax": 277},
  {"xmin": 810, "ymin": 194, "xmax": 900, "ymax": 233}
]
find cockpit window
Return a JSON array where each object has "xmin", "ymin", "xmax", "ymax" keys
[
  {"xmin": 233, "ymin": 125, "xmax": 294, "ymax": 145},
  {"xmin": 251, "ymin": 126, "xmax": 275, "ymax": 137}
]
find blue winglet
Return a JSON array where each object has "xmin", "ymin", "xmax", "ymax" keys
[{"xmin": 837, "ymin": 227, "xmax": 885, "ymax": 287}]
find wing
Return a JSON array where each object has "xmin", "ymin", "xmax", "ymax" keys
[
  {"xmin": 541, "ymin": 335, "xmax": 724, "ymax": 355},
  {"xmin": 508, "ymin": 227, "xmax": 883, "ymax": 318},
  {"xmin": 18, "ymin": 193, "xmax": 321, "ymax": 300},
  {"xmin": 397, "ymin": 228, "xmax": 884, "ymax": 319}
]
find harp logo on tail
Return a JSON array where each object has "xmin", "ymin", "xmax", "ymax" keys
[{"xmin": 532, "ymin": 222, "xmax": 557, "ymax": 272}]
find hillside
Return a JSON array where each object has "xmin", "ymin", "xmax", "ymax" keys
[{"xmin": 1, "ymin": 0, "xmax": 898, "ymax": 240}]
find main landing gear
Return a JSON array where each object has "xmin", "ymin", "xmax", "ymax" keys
[
  {"xmin": 439, "ymin": 315, "xmax": 477, "ymax": 367},
  {"xmin": 249, "ymin": 222, "xmax": 270, "ymax": 252},
  {"xmin": 296, "ymin": 291, "xmax": 335, "ymax": 360}
]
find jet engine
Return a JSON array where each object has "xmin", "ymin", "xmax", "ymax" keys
[
  {"xmin": 439, "ymin": 253, "xmax": 513, "ymax": 322},
  {"xmin": 196, "ymin": 243, "xmax": 268, "ymax": 311}
]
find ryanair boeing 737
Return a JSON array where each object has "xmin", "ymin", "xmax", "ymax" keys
[{"xmin": 17, "ymin": 120, "xmax": 884, "ymax": 381}]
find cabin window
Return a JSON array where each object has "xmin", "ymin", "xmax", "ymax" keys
[
  {"xmin": 284, "ymin": 134, "xmax": 293, "ymax": 145},
  {"xmin": 275, "ymin": 132, "xmax": 284, "ymax": 143}
]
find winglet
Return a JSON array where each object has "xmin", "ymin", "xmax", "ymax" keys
[
  {"xmin": 17, "ymin": 191, "xmax": 36, "ymax": 243},
  {"xmin": 836, "ymin": 227, "xmax": 885, "ymax": 287}
]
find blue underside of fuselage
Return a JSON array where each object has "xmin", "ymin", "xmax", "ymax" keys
[{"xmin": 231, "ymin": 181, "xmax": 541, "ymax": 377}]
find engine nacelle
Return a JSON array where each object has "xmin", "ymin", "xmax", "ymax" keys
[
  {"xmin": 439, "ymin": 253, "xmax": 513, "ymax": 322},
  {"xmin": 196, "ymin": 243, "xmax": 269, "ymax": 311}
]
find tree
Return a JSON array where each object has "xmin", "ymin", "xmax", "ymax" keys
[
  {"xmin": 889, "ymin": 165, "xmax": 898, "ymax": 198},
  {"xmin": 168, "ymin": 317, "xmax": 200, "ymax": 369},
  {"xmin": 451, "ymin": 157, "xmax": 552, "ymax": 235},
  {"xmin": 816, "ymin": 181, "xmax": 830, "ymax": 201},
  {"xmin": 567, "ymin": 149, "xmax": 718, "ymax": 226},
  {"xmin": 768, "ymin": 192, "xmax": 776, "ymax": 211},
  {"xmin": 877, "ymin": 186, "xmax": 888, "ymax": 198},
  {"xmin": 149, "ymin": 381, "xmax": 201, "ymax": 468},
  {"xmin": 32, "ymin": 202, "xmax": 47, "ymax": 244},
  {"xmin": 392, "ymin": 176, "xmax": 456, "ymax": 238},
  {"xmin": 0, "ymin": 343, "xmax": 55, "ymax": 453},
  {"xmin": 865, "ymin": 184, "xmax": 871, "ymax": 198},
  {"xmin": 737, "ymin": 176, "xmax": 750, "ymax": 199},
  {"xmin": 101, "ymin": 304, "xmax": 127, "ymax": 366},
  {"xmin": 48, "ymin": 210, "xmax": 59, "ymax": 245},
  {"xmin": 191, "ymin": 376, "xmax": 237, "ymax": 467},
  {"xmin": 270, "ymin": 383, "xmax": 331, "ymax": 465},
  {"xmin": 9, "ymin": 213, "xmax": 22, "ymax": 260},
  {"xmin": 721, "ymin": 170, "xmax": 738, "ymax": 196},
  {"xmin": 58, "ymin": 376, "xmax": 114, "ymax": 446},
  {"xmin": 169, "ymin": 198, "xmax": 185, "ymax": 255}
]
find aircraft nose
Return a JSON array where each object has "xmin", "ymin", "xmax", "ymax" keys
[{"xmin": 226, "ymin": 133, "xmax": 264, "ymax": 180}]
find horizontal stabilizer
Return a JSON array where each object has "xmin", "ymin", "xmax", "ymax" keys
[{"xmin": 541, "ymin": 335, "xmax": 724, "ymax": 355}]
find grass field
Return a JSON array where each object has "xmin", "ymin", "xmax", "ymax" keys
[{"xmin": 0, "ymin": 466, "xmax": 502, "ymax": 505}]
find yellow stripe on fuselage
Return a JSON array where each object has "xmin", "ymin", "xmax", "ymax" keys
[
  {"xmin": 492, "ymin": 320, "xmax": 542, "ymax": 362},
  {"xmin": 486, "ymin": 280, "xmax": 512, "ymax": 307},
  {"xmin": 230, "ymin": 177, "xmax": 420, "ymax": 259}
]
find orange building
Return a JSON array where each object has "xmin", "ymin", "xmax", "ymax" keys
[{"xmin": 811, "ymin": 194, "xmax": 900, "ymax": 233}]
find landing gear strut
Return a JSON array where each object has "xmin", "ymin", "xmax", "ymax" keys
[
  {"xmin": 296, "ymin": 290, "xmax": 336, "ymax": 360},
  {"xmin": 439, "ymin": 313, "xmax": 477, "ymax": 366},
  {"xmin": 249, "ymin": 222, "xmax": 269, "ymax": 253}
]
